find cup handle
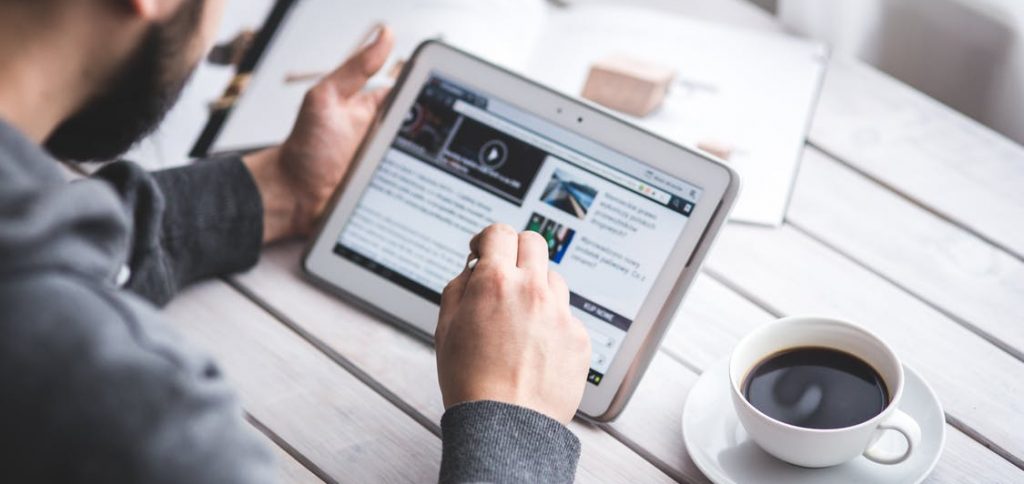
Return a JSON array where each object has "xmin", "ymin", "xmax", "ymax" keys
[{"xmin": 863, "ymin": 409, "xmax": 922, "ymax": 465}]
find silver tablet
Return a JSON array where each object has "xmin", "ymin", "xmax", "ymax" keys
[{"xmin": 304, "ymin": 41, "xmax": 738, "ymax": 421}]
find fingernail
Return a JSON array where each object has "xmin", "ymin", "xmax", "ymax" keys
[{"xmin": 361, "ymin": 24, "xmax": 384, "ymax": 50}]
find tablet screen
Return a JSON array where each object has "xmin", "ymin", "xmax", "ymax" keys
[{"xmin": 334, "ymin": 75, "xmax": 703, "ymax": 385}]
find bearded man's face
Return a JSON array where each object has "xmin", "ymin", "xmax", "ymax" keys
[{"xmin": 45, "ymin": 0, "xmax": 211, "ymax": 162}]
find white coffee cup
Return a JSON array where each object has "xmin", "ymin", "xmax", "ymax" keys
[{"xmin": 729, "ymin": 316, "xmax": 921, "ymax": 468}]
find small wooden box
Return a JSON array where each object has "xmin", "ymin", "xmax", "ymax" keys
[
  {"xmin": 581, "ymin": 55, "xmax": 675, "ymax": 117},
  {"xmin": 697, "ymin": 140, "xmax": 735, "ymax": 161}
]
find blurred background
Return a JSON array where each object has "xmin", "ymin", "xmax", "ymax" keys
[
  {"xmin": 135, "ymin": 0, "xmax": 1024, "ymax": 167},
  {"xmin": 616, "ymin": 0, "xmax": 1024, "ymax": 145},
  {"xmin": 773, "ymin": 0, "xmax": 1024, "ymax": 146}
]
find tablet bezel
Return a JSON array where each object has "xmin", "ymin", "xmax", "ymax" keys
[{"xmin": 303, "ymin": 41, "xmax": 738, "ymax": 421}]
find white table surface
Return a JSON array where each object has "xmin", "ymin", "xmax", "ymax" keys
[{"xmin": 158, "ymin": 1, "xmax": 1024, "ymax": 482}]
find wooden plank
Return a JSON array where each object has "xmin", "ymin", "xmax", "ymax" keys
[
  {"xmin": 932, "ymin": 429, "xmax": 1024, "ymax": 483},
  {"xmin": 810, "ymin": 57, "xmax": 1024, "ymax": 257},
  {"xmin": 662, "ymin": 274, "xmax": 777, "ymax": 370},
  {"xmin": 787, "ymin": 146, "xmax": 1024, "ymax": 358},
  {"xmin": 605, "ymin": 354, "xmax": 708, "ymax": 483},
  {"xmin": 248, "ymin": 414, "xmax": 327, "ymax": 483},
  {"xmin": 269, "ymin": 442, "xmax": 324, "ymax": 484},
  {"xmin": 933, "ymin": 427, "xmax": 1024, "ymax": 480},
  {"xmin": 230, "ymin": 243, "xmax": 1022, "ymax": 482},
  {"xmin": 704, "ymin": 223, "xmax": 1024, "ymax": 466},
  {"xmin": 231, "ymin": 243, "xmax": 675, "ymax": 483},
  {"xmin": 163, "ymin": 281, "xmax": 442, "ymax": 482}
]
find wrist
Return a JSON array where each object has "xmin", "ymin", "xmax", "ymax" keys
[{"xmin": 243, "ymin": 147, "xmax": 299, "ymax": 243}]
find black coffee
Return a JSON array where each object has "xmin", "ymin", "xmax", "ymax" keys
[{"xmin": 742, "ymin": 347, "xmax": 889, "ymax": 430}]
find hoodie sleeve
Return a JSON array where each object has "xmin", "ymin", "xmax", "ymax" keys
[
  {"xmin": 93, "ymin": 157, "xmax": 263, "ymax": 306},
  {"xmin": 0, "ymin": 272, "xmax": 278, "ymax": 484},
  {"xmin": 439, "ymin": 401, "xmax": 581, "ymax": 483}
]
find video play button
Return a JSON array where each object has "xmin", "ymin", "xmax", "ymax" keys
[{"xmin": 478, "ymin": 140, "xmax": 509, "ymax": 169}]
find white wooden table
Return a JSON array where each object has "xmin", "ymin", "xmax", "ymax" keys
[{"xmin": 162, "ymin": 1, "xmax": 1024, "ymax": 482}]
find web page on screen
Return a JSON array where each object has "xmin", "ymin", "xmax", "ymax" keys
[{"xmin": 335, "ymin": 75, "xmax": 702, "ymax": 385}]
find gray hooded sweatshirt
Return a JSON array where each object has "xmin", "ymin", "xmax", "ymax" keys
[{"xmin": 0, "ymin": 119, "xmax": 580, "ymax": 483}]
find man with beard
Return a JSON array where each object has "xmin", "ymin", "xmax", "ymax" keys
[{"xmin": 0, "ymin": 1, "xmax": 592, "ymax": 483}]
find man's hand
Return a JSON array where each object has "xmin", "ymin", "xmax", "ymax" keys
[
  {"xmin": 435, "ymin": 224, "xmax": 592, "ymax": 424},
  {"xmin": 243, "ymin": 25, "xmax": 395, "ymax": 243}
]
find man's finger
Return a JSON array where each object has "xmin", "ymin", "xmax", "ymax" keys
[
  {"xmin": 436, "ymin": 267, "xmax": 470, "ymax": 344},
  {"xmin": 321, "ymin": 24, "xmax": 394, "ymax": 98},
  {"xmin": 366, "ymin": 86, "xmax": 391, "ymax": 107},
  {"xmin": 470, "ymin": 224, "xmax": 519, "ymax": 268},
  {"xmin": 349, "ymin": 86, "xmax": 392, "ymax": 115},
  {"xmin": 517, "ymin": 231, "xmax": 549, "ymax": 272},
  {"xmin": 440, "ymin": 267, "xmax": 470, "ymax": 318},
  {"xmin": 467, "ymin": 232, "xmax": 482, "ymax": 260},
  {"xmin": 548, "ymin": 269, "xmax": 570, "ymax": 306}
]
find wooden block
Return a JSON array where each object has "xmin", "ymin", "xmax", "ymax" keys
[
  {"xmin": 697, "ymin": 139, "xmax": 734, "ymax": 161},
  {"xmin": 581, "ymin": 55, "xmax": 674, "ymax": 117}
]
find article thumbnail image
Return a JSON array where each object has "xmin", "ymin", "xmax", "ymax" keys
[
  {"xmin": 541, "ymin": 169, "xmax": 597, "ymax": 219},
  {"xmin": 525, "ymin": 213, "xmax": 576, "ymax": 264},
  {"xmin": 395, "ymin": 79, "xmax": 461, "ymax": 160},
  {"xmin": 396, "ymin": 102, "xmax": 457, "ymax": 159}
]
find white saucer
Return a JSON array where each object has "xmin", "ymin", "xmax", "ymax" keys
[{"xmin": 682, "ymin": 359, "xmax": 945, "ymax": 484}]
